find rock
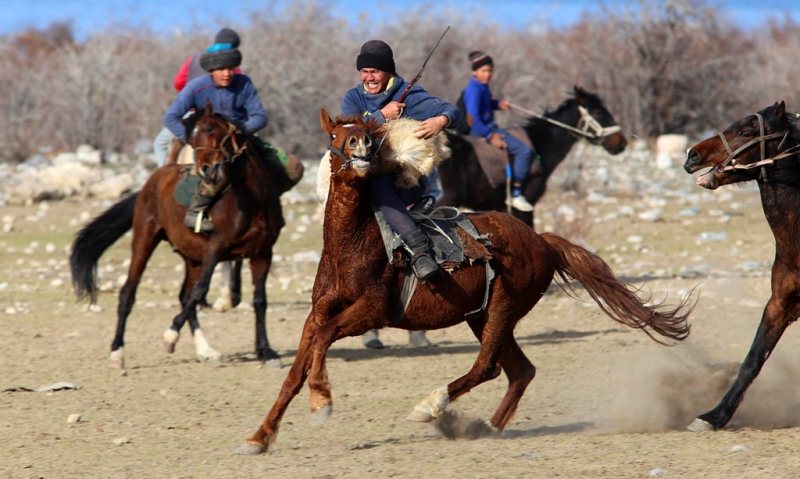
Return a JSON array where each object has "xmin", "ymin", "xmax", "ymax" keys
[{"xmin": 67, "ymin": 414, "xmax": 82, "ymax": 423}]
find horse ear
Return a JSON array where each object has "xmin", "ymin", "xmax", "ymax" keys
[
  {"xmin": 775, "ymin": 101, "xmax": 786, "ymax": 118},
  {"xmin": 320, "ymin": 108, "xmax": 334, "ymax": 135},
  {"xmin": 574, "ymin": 85, "xmax": 586, "ymax": 106},
  {"xmin": 204, "ymin": 102, "xmax": 213, "ymax": 116}
]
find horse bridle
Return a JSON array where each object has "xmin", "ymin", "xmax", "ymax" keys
[
  {"xmin": 191, "ymin": 122, "xmax": 249, "ymax": 166},
  {"xmin": 507, "ymin": 102, "xmax": 621, "ymax": 141},
  {"xmin": 327, "ymin": 124, "xmax": 377, "ymax": 174},
  {"xmin": 716, "ymin": 113, "xmax": 799, "ymax": 173}
]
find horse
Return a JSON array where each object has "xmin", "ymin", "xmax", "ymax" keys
[
  {"xmin": 684, "ymin": 101, "xmax": 800, "ymax": 431},
  {"xmin": 438, "ymin": 86, "xmax": 628, "ymax": 226},
  {"xmin": 235, "ymin": 109, "xmax": 693, "ymax": 454},
  {"xmin": 69, "ymin": 103, "xmax": 285, "ymax": 369}
]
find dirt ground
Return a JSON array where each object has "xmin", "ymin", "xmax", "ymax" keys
[{"xmin": 2, "ymin": 161, "xmax": 800, "ymax": 479}]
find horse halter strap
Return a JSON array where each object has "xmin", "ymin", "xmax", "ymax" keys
[
  {"xmin": 577, "ymin": 105, "xmax": 622, "ymax": 139},
  {"xmin": 717, "ymin": 113, "xmax": 795, "ymax": 173},
  {"xmin": 327, "ymin": 124, "xmax": 376, "ymax": 174}
]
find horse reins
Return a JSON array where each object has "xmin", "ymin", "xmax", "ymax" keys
[
  {"xmin": 192, "ymin": 122, "xmax": 249, "ymax": 166},
  {"xmin": 716, "ymin": 113, "xmax": 800, "ymax": 173},
  {"xmin": 507, "ymin": 102, "xmax": 622, "ymax": 140}
]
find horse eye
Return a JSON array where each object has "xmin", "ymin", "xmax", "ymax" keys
[{"xmin": 738, "ymin": 128, "xmax": 755, "ymax": 137}]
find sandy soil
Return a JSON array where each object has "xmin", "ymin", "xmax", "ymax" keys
[{"xmin": 2, "ymin": 164, "xmax": 800, "ymax": 479}]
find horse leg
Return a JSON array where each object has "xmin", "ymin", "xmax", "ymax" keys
[
  {"xmin": 212, "ymin": 260, "xmax": 243, "ymax": 312},
  {"xmin": 239, "ymin": 313, "xmax": 321, "ymax": 455},
  {"xmin": 162, "ymin": 259, "xmax": 202, "ymax": 353},
  {"xmin": 249, "ymin": 257, "xmax": 281, "ymax": 368},
  {"xmin": 688, "ymin": 296, "xmax": 794, "ymax": 431},
  {"xmin": 110, "ymin": 224, "xmax": 160, "ymax": 369},
  {"xmin": 407, "ymin": 305, "xmax": 520, "ymax": 425}
]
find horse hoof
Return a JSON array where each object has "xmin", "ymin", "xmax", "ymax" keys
[
  {"xmin": 408, "ymin": 331, "xmax": 432, "ymax": 348},
  {"xmin": 235, "ymin": 442, "xmax": 266, "ymax": 455},
  {"xmin": 162, "ymin": 329, "xmax": 179, "ymax": 353},
  {"xmin": 109, "ymin": 349, "xmax": 125, "ymax": 369},
  {"xmin": 406, "ymin": 408, "xmax": 434, "ymax": 422},
  {"xmin": 212, "ymin": 297, "xmax": 233, "ymax": 313},
  {"xmin": 687, "ymin": 418, "xmax": 714, "ymax": 432},
  {"xmin": 197, "ymin": 350, "xmax": 222, "ymax": 363},
  {"xmin": 310, "ymin": 404, "xmax": 332, "ymax": 426},
  {"xmin": 262, "ymin": 358, "xmax": 282, "ymax": 369}
]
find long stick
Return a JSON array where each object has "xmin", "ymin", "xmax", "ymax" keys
[{"xmin": 397, "ymin": 26, "xmax": 451, "ymax": 103}]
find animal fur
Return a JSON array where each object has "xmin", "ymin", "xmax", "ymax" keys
[{"xmin": 316, "ymin": 118, "xmax": 451, "ymax": 203}]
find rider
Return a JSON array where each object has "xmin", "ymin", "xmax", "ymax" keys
[
  {"xmin": 462, "ymin": 51, "xmax": 538, "ymax": 212},
  {"xmin": 153, "ymin": 28, "xmax": 242, "ymax": 167},
  {"xmin": 342, "ymin": 39, "xmax": 460, "ymax": 281},
  {"xmin": 163, "ymin": 40, "xmax": 267, "ymax": 234}
]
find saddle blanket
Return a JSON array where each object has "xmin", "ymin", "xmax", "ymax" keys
[{"xmin": 463, "ymin": 127, "xmax": 534, "ymax": 188}]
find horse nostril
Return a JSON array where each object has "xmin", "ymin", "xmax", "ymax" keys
[{"xmin": 684, "ymin": 149, "xmax": 701, "ymax": 172}]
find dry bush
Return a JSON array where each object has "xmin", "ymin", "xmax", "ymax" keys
[{"xmin": 0, "ymin": 0, "xmax": 796, "ymax": 162}]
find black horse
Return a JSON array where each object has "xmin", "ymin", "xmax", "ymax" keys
[
  {"xmin": 438, "ymin": 86, "xmax": 628, "ymax": 225},
  {"xmin": 684, "ymin": 101, "xmax": 800, "ymax": 431}
]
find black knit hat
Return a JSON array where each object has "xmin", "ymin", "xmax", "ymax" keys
[
  {"xmin": 214, "ymin": 28, "xmax": 240, "ymax": 48},
  {"xmin": 200, "ymin": 43, "xmax": 242, "ymax": 72},
  {"xmin": 469, "ymin": 51, "xmax": 493, "ymax": 71},
  {"xmin": 356, "ymin": 40, "xmax": 395, "ymax": 74}
]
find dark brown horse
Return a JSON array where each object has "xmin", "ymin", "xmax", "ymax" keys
[
  {"xmin": 684, "ymin": 101, "xmax": 800, "ymax": 431},
  {"xmin": 70, "ymin": 104, "xmax": 285, "ymax": 369},
  {"xmin": 236, "ymin": 109, "xmax": 692, "ymax": 454},
  {"xmin": 439, "ymin": 86, "xmax": 628, "ymax": 226}
]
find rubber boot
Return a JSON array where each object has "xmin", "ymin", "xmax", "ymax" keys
[
  {"xmin": 401, "ymin": 229, "xmax": 440, "ymax": 281},
  {"xmin": 184, "ymin": 185, "xmax": 215, "ymax": 234}
]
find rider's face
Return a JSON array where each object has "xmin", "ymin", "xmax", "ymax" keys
[
  {"xmin": 473, "ymin": 65, "xmax": 494, "ymax": 85},
  {"xmin": 211, "ymin": 68, "xmax": 235, "ymax": 87},
  {"xmin": 359, "ymin": 68, "xmax": 392, "ymax": 95}
]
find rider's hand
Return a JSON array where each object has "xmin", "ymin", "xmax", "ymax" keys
[
  {"xmin": 380, "ymin": 101, "xmax": 406, "ymax": 121},
  {"xmin": 489, "ymin": 133, "xmax": 507, "ymax": 149},
  {"xmin": 414, "ymin": 115, "xmax": 449, "ymax": 139},
  {"xmin": 498, "ymin": 100, "xmax": 510, "ymax": 111}
]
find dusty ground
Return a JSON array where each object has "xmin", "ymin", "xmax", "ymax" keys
[{"xmin": 2, "ymin": 156, "xmax": 800, "ymax": 479}]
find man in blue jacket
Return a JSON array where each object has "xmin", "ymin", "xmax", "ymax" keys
[
  {"xmin": 342, "ymin": 40, "xmax": 461, "ymax": 349},
  {"xmin": 164, "ymin": 41, "xmax": 267, "ymax": 234},
  {"xmin": 463, "ymin": 51, "xmax": 536, "ymax": 212}
]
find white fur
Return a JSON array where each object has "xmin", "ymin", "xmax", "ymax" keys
[
  {"xmin": 406, "ymin": 386, "xmax": 450, "ymax": 422},
  {"xmin": 315, "ymin": 118, "xmax": 451, "ymax": 203},
  {"xmin": 193, "ymin": 328, "xmax": 221, "ymax": 362}
]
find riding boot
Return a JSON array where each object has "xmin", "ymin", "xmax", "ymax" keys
[
  {"xmin": 184, "ymin": 184, "xmax": 216, "ymax": 234},
  {"xmin": 400, "ymin": 228, "xmax": 440, "ymax": 282}
]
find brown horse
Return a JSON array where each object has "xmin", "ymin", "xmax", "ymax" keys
[
  {"xmin": 439, "ymin": 86, "xmax": 628, "ymax": 226},
  {"xmin": 69, "ymin": 104, "xmax": 285, "ymax": 368},
  {"xmin": 236, "ymin": 109, "xmax": 693, "ymax": 454},
  {"xmin": 684, "ymin": 101, "xmax": 800, "ymax": 431}
]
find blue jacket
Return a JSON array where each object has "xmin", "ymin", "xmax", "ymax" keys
[
  {"xmin": 164, "ymin": 74, "xmax": 267, "ymax": 140},
  {"xmin": 463, "ymin": 77, "xmax": 500, "ymax": 138},
  {"xmin": 342, "ymin": 75, "xmax": 460, "ymax": 126}
]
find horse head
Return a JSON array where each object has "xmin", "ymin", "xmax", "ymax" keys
[
  {"xmin": 573, "ymin": 86, "xmax": 628, "ymax": 154},
  {"xmin": 685, "ymin": 101, "xmax": 797, "ymax": 190},
  {"xmin": 319, "ymin": 108, "xmax": 380, "ymax": 183},
  {"xmin": 188, "ymin": 103, "xmax": 247, "ymax": 186}
]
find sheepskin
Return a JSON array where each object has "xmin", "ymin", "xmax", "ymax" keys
[{"xmin": 316, "ymin": 118, "xmax": 451, "ymax": 203}]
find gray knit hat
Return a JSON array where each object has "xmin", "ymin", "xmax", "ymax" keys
[
  {"xmin": 214, "ymin": 28, "xmax": 240, "ymax": 48},
  {"xmin": 356, "ymin": 40, "xmax": 395, "ymax": 73},
  {"xmin": 200, "ymin": 43, "xmax": 242, "ymax": 72}
]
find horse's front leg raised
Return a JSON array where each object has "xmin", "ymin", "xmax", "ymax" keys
[
  {"xmin": 688, "ymin": 294, "xmax": 795, "ymax": 431},
  {"xmin": 238, "ymin": 311, "xmax": 322, "ymax": 455},
  {"xmin": 306, "ymin": 295, "xmax": 388, "ymax": 424}
]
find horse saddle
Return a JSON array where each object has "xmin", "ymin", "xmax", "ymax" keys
[
  {"xmin": 462, "ymin": 127, "xmax": 536, "ymax": 188},
  {"xmin": 373, "ymin": 203, "xmax": 496, "ymax": 321},
  {"xmin": 174, "ymin": 166, "xmax": 201, "ymax": 206}
]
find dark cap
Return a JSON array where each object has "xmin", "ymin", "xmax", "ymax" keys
[
  {"xmin": 200, "ymin": 43, "xmax": 242, "ymax": 72},
  {"xmin": 469, "ymin": 50, "xmax": 493, "ymax": 71},
  {"xmin": 356, "ymin": 40, "xmax": 395, "ymax": 74}
]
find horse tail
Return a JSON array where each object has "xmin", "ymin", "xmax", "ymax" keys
[
  {"xmin": 540, "ymin": 232, "xmax": 693, "ymax": 343},
  {"xmin": 70, "ymin": 193, "xmax": 138, "ymax": 304}
]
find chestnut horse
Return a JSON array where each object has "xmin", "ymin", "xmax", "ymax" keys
[
  {"xmin": 70, "ymin": 104, "xmax": 285, "ymax": 368},
  {"xmin": 439, "ymin": 86, "xmax": 628, "ymax": 226},
  {"xmin": 684, "ymin": 101, "xmax": 800, "ymax": 431},
  {"xmin": 237, "ymin": 109, "xmax": 692, "ymax": 454}
]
